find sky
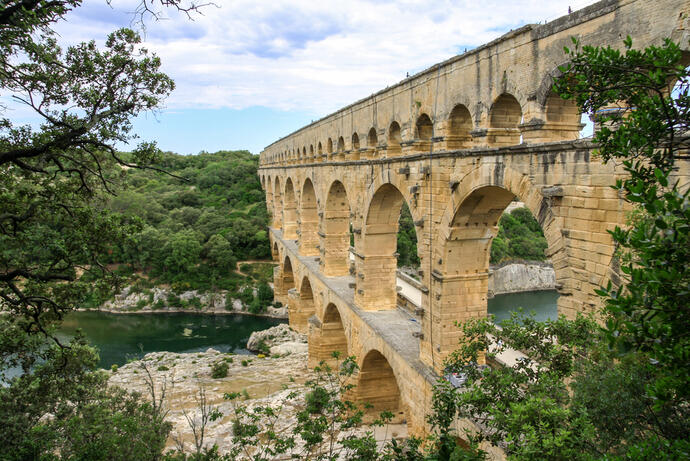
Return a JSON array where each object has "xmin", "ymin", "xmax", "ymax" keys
[{"xmin": 14, "ymin": 0, "xmax": 599, "ymax": 155}]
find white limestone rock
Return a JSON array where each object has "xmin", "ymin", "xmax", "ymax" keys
[{"xmin": 246, "ymin": 323, "xmax": 306, "ymax": 352}]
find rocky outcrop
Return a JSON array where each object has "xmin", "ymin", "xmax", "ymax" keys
[
  {"xmin": 97, "ymin": 285, "xmax": 288, "ymax": 319},
  {"xmin": 246, "ymin": 323, "xmax": 307, "ymax": 353},
  {"xmin": 488, "ymin": 262, "xmax": 555, "ymax": 297}
]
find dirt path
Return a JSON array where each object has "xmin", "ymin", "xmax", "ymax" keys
[{"xmin": 233, "ymin": 260, "xmax": 275, "ymax": 276}]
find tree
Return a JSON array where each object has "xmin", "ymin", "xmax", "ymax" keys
[
  {"xmin": 164, "ymin": 230, "xmax": 203, "ymax": 277},
  {"xmin": 0, "ymin": 2, "xmax": 205, "ymax": 459},
  {"xmin": 204, "ymin": 234, "xmax": 236, "ymax": 273},
  {"xmin": 555, "ymin": 36, "xmax": 690, "ymax": 409}
]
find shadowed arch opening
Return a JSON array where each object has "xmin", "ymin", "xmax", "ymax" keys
[
  {"xmin": 271, "ymin": 241, "xmax": 279, "ymax": 262},
  {"xmin": 337, "ymin": 136, "xmax": 345, "ymax": 159},
  {"xmin": 302, "ymin": 146, "xmax": 306, "ymax": 162},
  {"xmin": 416, "ymin": 113, "xmax": 433, "ymax": 141},
  {"xmin": 355, "ymin": 350, "xmax": 404, "ymax": 423},
  {"xmin": 448, "ymin": 104, "xmax": 473, "ymax": 149},
  {"xmin": 351, "ymin": 132, "xmax": 360, "ymax": 160},
  {"xmin": 544, "ymin": 90, "xmax": 583, "ymax": 141},
  {"xmin": 321, "ymin": 181, "xmax": 351, "ymax": 277},
  {"xmin": 366, "ymin": 127, "xmax": 378, "ymax": 159},
  {"xmin": 273, "ymin": 177, "xmax": 283, "ymax": 228},
  {"xmin": 488, "ymin": 93, "xmax": 522, "ymax": 146},
  {"xmin": 357, "ymin": 184, "xmax": 417, "ymax": 311},
  {"xmin": 317, "ymin": 142, "xmax": 323, "ymax": 162},
  {"xmin": 309, "ymin": 144, "xmax": 314, "ymax": 160},
  {"xmin": 299, "ymin": 178, "xmax": 319, "ymax": 257},
  {"xmin": 283, "ymin": 177, "xmax": 298, "ymax": 239},
  {"xmin": 278, "ymin": 255, "xmax": 295, "ymax": 302},
  {"xmin": 308, "ymin": 302, "xmax": 348, "ymax": 368},
  {"xmin": 368, "ymin": 127, "xmax": 377, "ymax": 147},
  {"xmin": 289, "ymin": 276, "xmax": 315, "ymax": 334},
  {"xmin": 327, "ymin": 138, "xmax": 333, "ymax": 156},
  {"xmin": 388, "ymin": 121, "xmax": 402, "ymax": 156},
  {"xmin": 265, "ymin": 177, "xmax": 274, "ymax": 222}
]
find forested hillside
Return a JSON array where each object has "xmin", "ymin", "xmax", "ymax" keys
[{"xmin": 101, "ymin": 150, "xmax": 270, "ymax": 296}]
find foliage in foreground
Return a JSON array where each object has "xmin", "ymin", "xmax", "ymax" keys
[
  {"xmin": 0, "ymin": 1, "xmax": 205, "ymax": 460},
  {"xmin": 556, "ymin": 35, "xmax": 690, "ymax": 409},
  {"xmin": 0, "ymin": 322, "xmax": 171, "ymax": 460}
]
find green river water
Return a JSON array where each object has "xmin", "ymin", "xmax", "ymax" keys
[
  {"xmin": 55, "ymin": 312, "xmax": 285, "ymax": 369},
  {"xmin": 487, "ymin": 290, "xmax": 559, "ymax": 325},
  {"xmin": 45, "ymin": 290, "xmax": 558, "ymax": 370}
]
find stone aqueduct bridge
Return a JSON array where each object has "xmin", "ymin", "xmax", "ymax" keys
[{"xmin": 257, "ymin": 0, "xmax": 690, "ymax": 434}]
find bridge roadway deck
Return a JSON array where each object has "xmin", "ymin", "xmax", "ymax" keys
[{"xmin": 271, "ymin": 228, "xmax": 437, "ymax": 385}]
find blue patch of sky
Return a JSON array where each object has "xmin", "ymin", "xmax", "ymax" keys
[
  {"xmin": 67, "ymin": 2, "xmax": 131, "ymax": 27},
  {"xmin": 125, "ymin": 106, "xmax": 318, "ymax": 155},
  {"xmin": 243, "ymin": 10, "xmax": 342, "ymax": 58}
]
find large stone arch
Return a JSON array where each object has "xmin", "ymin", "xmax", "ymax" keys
[
  {"xmin": 353, "ymin": 349, "xmax": 405, "ymax": 424},
  {"xmin": 356, "ymin": 183, "xmax": 421, "ymax": 311},
  {"xmin": 289, "ymin": 275, "xmax": 316, "ymax": 334},
  {"xmin": 308, "ymin": 302, "xmax": 348, "ymax": 368},
  {"xmin": 299, "ymin": 178, "xmax": 319, "ymax": 257},
  {"xmin": 421, "ymin": 161, "xmax": 564, "ymax": 370},
  {"xmin": 273, "ymin": 176, "xmax": 283, "ymax": 229},
  {"xmin": 283, "ymin": 177, "xmax": 298, "ymax": 239},
  {"xmin": 320, "ymin": 180, "xmax": 351, "ymax": 277}
]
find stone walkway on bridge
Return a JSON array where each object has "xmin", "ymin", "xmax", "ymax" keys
[{"xmin": 275, "ymin": 230, "xmax": 437, "ymax": 383}]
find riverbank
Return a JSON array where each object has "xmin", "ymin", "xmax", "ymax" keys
[
  {"xmin": 108, "ymin": 325, "xmax": 406, "ymax": 457},
  {"xmin": 95, "ymin": 284, "xmax": 288, "ymax": 319},
  {"xmin": 82, "ymin": 305, "xmax": 288, "ymax": 319},
  {"xmin": 108, "ymin": 348, "xmax": 314, "ymax": 454}
]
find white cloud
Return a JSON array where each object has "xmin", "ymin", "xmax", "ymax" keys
[{"xmin": 55, "ymin": 0, "xmax": 597, "ymax": 116}]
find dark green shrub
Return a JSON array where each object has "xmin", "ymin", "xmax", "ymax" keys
[
  {"xmin": 211, "ymin": 361, "xmax": 229, "ymax": 379},
  {"xmin": 257, "ymin": 283, "xmax": 273, "ymax": 304},
  {"xmin": 238, "ymin": 286, "xmax": 254, "ymax": 305},
  {"xmin": 248, "ymin": 298, "xmax": 264, "ymax": 314},
  {"xmin": 255, "ymin": 339, "xmax": 270, "ymax": 355},
  {"xmin": 188, "ymin": 296, "xmax": 203, "ymax": 310},
  {"xmin": 305, "ymin": 386, "xmax": 330, "ymax": 414},
  {"xmin": 166, "ymin": 292, "xmax": 183, "ymax": 308}
]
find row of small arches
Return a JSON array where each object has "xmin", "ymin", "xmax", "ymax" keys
[{"xmin": 262, "ymin": 91, "xmax": 580, "ymax": 165}]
